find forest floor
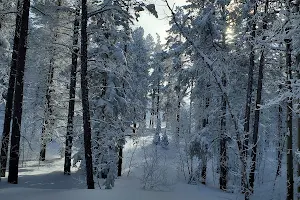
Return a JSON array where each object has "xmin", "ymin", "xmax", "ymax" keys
[{"xmin": 0, "ymin": 130, "xmax": 241, "ymax": 200}]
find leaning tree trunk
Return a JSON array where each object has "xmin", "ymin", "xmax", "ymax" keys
[
  {"xmin": 81, "ymin": 0, "xmax": 95, "ymax": 189},
  {"xmin": 7, "ymin": 0, "xmax": 30, "ymax": 184},
  {"xmin": 0, "ymin": 0, "xmax": 22, "ymax": 178},
  {"xmin": 64, "ymin": 7, "xmax": 80, "ymax": 175},
  {"xmin": 248, "ymin": 0, "xmax": 269, "ymax": 194}
]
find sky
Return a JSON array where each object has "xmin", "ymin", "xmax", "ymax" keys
[{"xmin": 136, "ymin": 0, "xmax": 186, "ymax": 43}]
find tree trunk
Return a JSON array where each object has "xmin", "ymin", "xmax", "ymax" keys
[
  {"xmin": 243, "ymin": 1, "xmax": 257, "ymax": 156},
  {"xmin": 39, "ymin": 0, "xmax": 62, "ymax": 161},
  {"xmin": 93, "ymin": 72, "xmax": 107, "ymax": 176},
  {"xmin": 219, "ymin": 4, "xmax": 228, "ymax": 191},
  {"xmin": 286, "ymin": 35, "xmax": 294, "ymax": 200},
  {"xmin": 156, "ymin": 81, "xmax": 161, "ymax": 134},
  {"xmin": 81, "ymin": 0, "xmax": 95, "ymax": 189},
  {"xmin": 241, "ymin": 2, "xmax": 257, "ymax": 193},
  {"xmin": 248, "ymin": 0, "xmax": 269, "ymax": 193},
  {"xmin": 132, "ymin": 107, "xmax": 136, "ymax": 135},
  {"xmin": 39, "ymin": 55, "xmax": 55, "ymax": 161},
  {"xmin": 0, "ymin": 0, "xmax": 22, "ymax": 178},
  {"xmin": 189, "ymin": 81, "xmax": 193, "ymax": 135},
  {"xmin": 64, "ymin": 7, "xmax": 80, "ymax": 175},
  {"xmin": 297, "ymin": 57, "xmax": 300, "ymax": 200},
  {"xmin": 201, "ymin": 82, "xmax": 209, "ymax": 185},
  {"xmin": 150, "ymin": 89, "xmax": 155, "ymax": 128},
  {"xmin": 201, "ymin": 162, "xmax": 207, "ymax": 185},
  {"xmin": 176, "ymin": 95, "xmax": 181, "ymax": 140},
  {"xmin": 201, "ymin": 143, "xmax": 208, "ymax": 185},
  {"xmin": 285, "ymin": 1, "xmax": 293, "ymax": 199},
  {"xmin": 276, "ymin": 104, "xmax": 283, "ymax": 177},
  {"xmin": 248, "ymin": 37, "xmax": 264, "ymax": 193},
  {"xmin": 219, "ymin": 74, "xmax": 227, "ymax": 191},
  {"xmin": 133, "ymin": 122, "xmax": 136, "ymax": 134},
  {"xmin": 286, "ymin": 44, "xmax": 293, "ymax": 200},
  {"xmin": 117, "ymin": 145, "xmax": 123, "ymax": 176},
  {"xmin": 7, "ymin": 0, "xmax": 30, "ymax": 184},
  {"xmin": 241, "ymin": 2, "xmax": 258, "ymax": 196},
  {"xmin": 295, "ymin": 0, "xmax": 300, "ymax": 196}
]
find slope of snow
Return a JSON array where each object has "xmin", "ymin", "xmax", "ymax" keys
[
  {"xmin": 1, "ymin": 176, "xmax": 238, "ymax": 200},
  {"xmin": 0, "ymin": 130, "xmax": 240, "ymax": 200}
]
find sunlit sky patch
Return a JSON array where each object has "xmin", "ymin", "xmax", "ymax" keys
[{"xmin": 136, "ymin": 0, "xmax": 187, "ymax": 43}]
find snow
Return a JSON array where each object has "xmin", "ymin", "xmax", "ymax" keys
[
  {"xmin": 0, "ymin": 181, "xmax": 236, "ymax": 200},
  {"xmin": 0, "ymin": 131, "xmax": 238, "ymax": 200}
]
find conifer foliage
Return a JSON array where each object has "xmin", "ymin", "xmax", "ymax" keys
[{"xmin": 0, "ymin": 1, "xmax": 300, "ymax": 200}]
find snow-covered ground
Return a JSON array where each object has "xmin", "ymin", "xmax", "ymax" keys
[{"xmin": 0, "ymin": 131, "xmax": 240, "ymax": 200}]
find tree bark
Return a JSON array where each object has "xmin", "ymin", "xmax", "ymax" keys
[
  {"xmin": 39, "ymin": 55, "xmax": 55, "ymax": 161},
  {"xmin": 201, "ymin": 142, "xmax": 208, "ymax": 186},
  {"xmin": 295, "ymin": 0, "xmax": 300, "ymax": 196},
  {"xmin": 276, "ymin": 104, "xmax": 283, "ymax": 177},
  {"xmin": 156, "ymin": 81, "xmax": 161, "ymax": 134},
  {"xmin": 243, "ymin": 1, "xmax": 257, "ymax": 156},
  {"xmin": 248, "ymin": 37, "xmax": 264, "ymax": 193},
  {"xmin": 286, "ymin": 41, "xmax": 293, "ymax": 200},
  {"xmin": 219, "ymin": 74, "xmax": 227, "ymax": 191},
  {"xmin": 188, "ymin": 81, "xmax": 193, "ymax": 136},
  {"xmin": 201, "ymin": 163, "xmax": 207, "ymax": 185},
  {"xmin": 0, "ymin": 0, "xmax": 22, "ymax": 177},
  {"xmin": 286, "ymin": 36, "xmax": 294, "ymax": 200},
  {"xmin": 81, "ymin": 0, "xmax": 95, "ymax": 189},
  {"xmin": 242, "ymin": 2, "xmax": 257, "ymax": 194},
  {"xmin": 219, "ymin": 4, "xmax": 228, "ymax": 191},
  {"xmin": 248, "ymin": 0, "xmax": 269, "ymax": 193},
  {"xmin": 39, "ymin": 0, "xmax": 62, "ymax": 161},
  {"xmin": 200, "ymin": 81, "xmax": 209, "ymax": 185},
  {"xmin": 176, "ymin": 95, "xmax": 181, "ymax": 141},
  {"xmin": 7, "ymin": 0, "xmax": 30, "ymax": 184},
  {"xmin": 285, "ymin": 1, "xmax": 293, "ymax": 199},
  {"xmin": 64, "ymin": 6, "xmax": 80, "ymax": 175},
  {"xmin": 150, "ymin": 89, "xmax": 155, "ymax": 128},
  {"xmin": 117, "ymin": 145, "xmax": 123, "ymax": 176}
]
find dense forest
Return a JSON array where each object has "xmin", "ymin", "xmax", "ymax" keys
[{"xmin": 0, "ymin": 0, "xmax": 300, "ymax": 200}]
